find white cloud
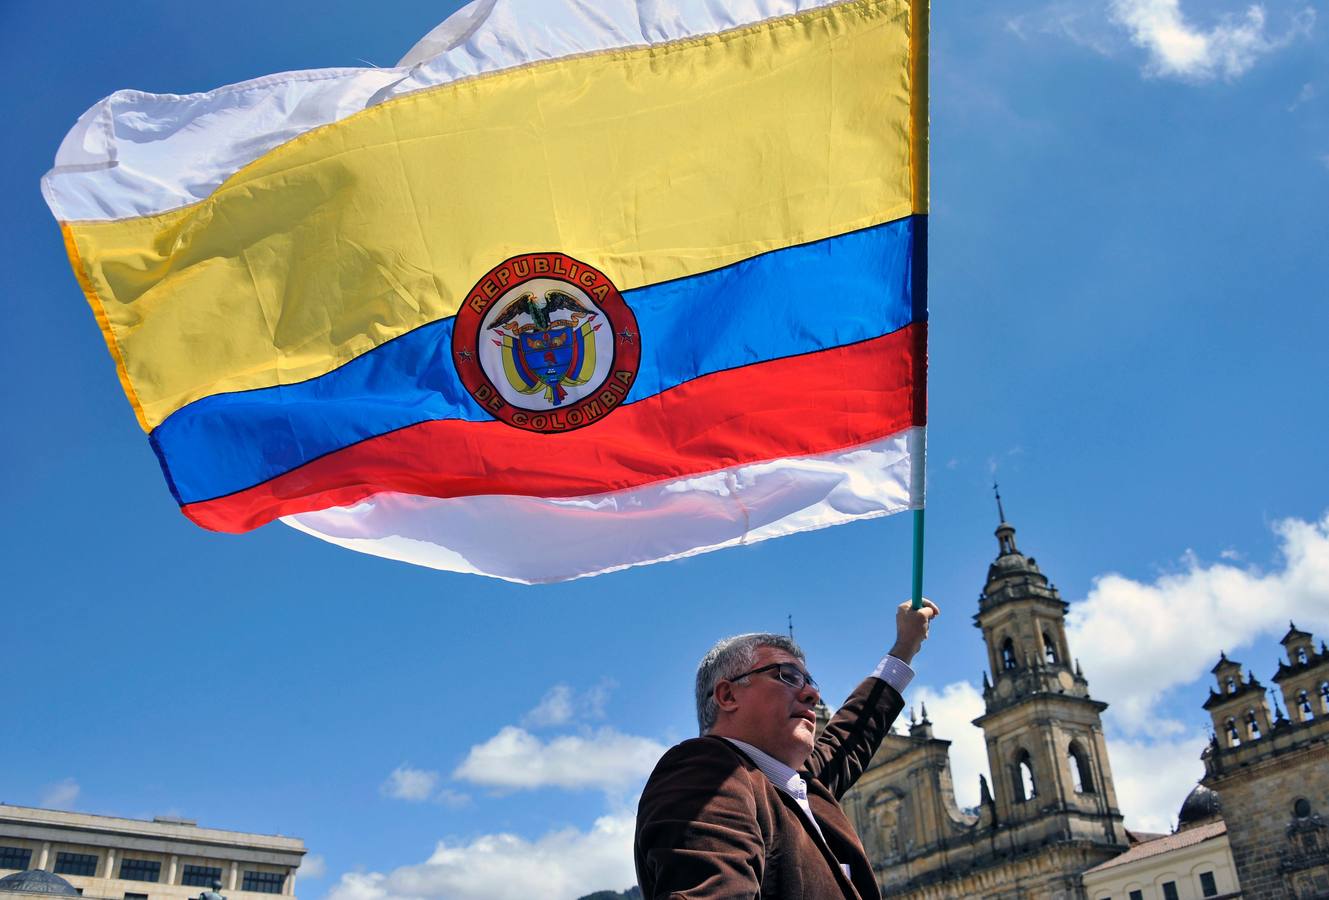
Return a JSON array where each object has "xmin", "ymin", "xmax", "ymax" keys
[
  {"xmin": 1105, "ymin": 731, "xmax": 1209, "ymax": 833},
  {"xmin": 1067, "ymin": 512, "xmax": 1329, "ymax": 734},
  {"xmin": 524, "ymin": 685, "xmax": 576, "ymax": 727},
  {"xmin": 40, "ymin": 778, "xmax": 80, "ymax": 809},
  {"xmin": 1289, "ymin": 81, "xmax": 1316, "ymax": 110},
  {"xmin": 381, "ymin": 765, "xmax": 441, "ymax": 803},
  {"xmin": 582, "ymin": 682, "xmax": 613, "ymax": 721},
  {"xmin": 298, "ymin": 855, "xmax": 326, "ymax": 880},
  {"xmin": 911, "ymin": 682, "xmax": 989, "ymax": 811},
  {"xmin": 523, "ymin": 681, "xmax": 615, "ymax": 728},
  {"xmin": 434, "ymin": 788, "xmax": 472, "ymax": 810},
  {"xmin": 324, "ymin": 813, "xmax": 636, "ymax": 900},
  {"xmin": 1109, "ymin": 0, "xmax": 1314, "ymax": 81},
  {"xmin": 454, "ymin": 726, "xmax": 666, "ymax": 794},
  {"xmin": 1007, "ymin": 3, "xmax": 1118, "ymax": 56}
]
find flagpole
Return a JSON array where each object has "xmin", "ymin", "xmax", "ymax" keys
[
  {"xmin": 908, "ymin": 0, "xmax": 929, "ymax": 612},
  {"xmin": 911, "ymin": 508, "xmax": 925, "ymax": 610}
]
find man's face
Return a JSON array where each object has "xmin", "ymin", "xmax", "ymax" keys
[{"xmin": 721, "ymin": 646, "xmax": 821, "ymax": 768}]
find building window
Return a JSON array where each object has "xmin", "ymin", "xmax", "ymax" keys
[
  {"xmin": 1068, "ymin": 742, "xmax": 1095, "ymax": 794},
  {"xmin": 119, "ymin": 860, "xmax": 161, "ymax": 883},
  {"xmin": 1014, "ymin": 750, "xmax": 1037, "ymax": 802},
  {"xmin": 181, "ymin": 866, "xmax": 223, "ymax": 888},
  {"xmin": 125, "ymin": 893, "xmax": 149, "ymax": 900},
  {"xmin": 1297, "ymin": 646, "xmax": 1309, "ymax": 665},
  {"xmin": 1043, "ymin": 632, "xmax": 1059, "ymax": 665},
  {"xmin": 1298, "ymin": 689, "xmax": 1314, "ymax": 721},
  {"xmin": 1246, "ymin": 709, "xmax": 1262, "ymax": 740},
  {"xmin": 242, "ymin": 872, "xmax": 285, "ymax": 894},
  {"xmin": 1162, "ymin": 882, "xmax": 1179, "ymax": 900},
  {"xmin": 1294, "ymin": 797, "xmax": 1312, "ymax": 818},
  {"xmin": 0, "ymin": 847, "xmax": 33, "ymax": 871},
  {"xmin": 1320, "ymin": 681, "xmax": 1329, "ymax": 713},
  {"xmin": 1129, "ymin": 891, "xmax": 1143, "ymax": 900},
  {"xmin": 1225, "ymin": 717, "xmax": 1241, "ymax": 747},
  {"xmin": 1002, "ymin": 639, "xmax": 1018, "ymax": 671},
  {"xmin": 55, "ymin": 853, "xmax": 100, "ymax": 877},
  {"xmin": 1199, "ymin": 871, "xmax": 1218, "ymax": 897},
  {"xmin": 1226, "ymin": 676, "xmax": 1236, "ymax": 694}
]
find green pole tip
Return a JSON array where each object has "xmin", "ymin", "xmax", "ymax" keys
[{"xmin": 911, "ymin": 508, "xmax": 925, "ymax": 610}]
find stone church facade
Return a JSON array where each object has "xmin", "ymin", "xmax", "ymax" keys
[
  {"xmin": 840, "ymin": 505, "xmax": 1329, "ymax": 899},
  {"xmin": 842, "ymin": 510, "xmax": 1128, "ymax": 900},
  {"xmin": 1200, "ymin": 627, "xmax": 1329, "ymax": 899}
]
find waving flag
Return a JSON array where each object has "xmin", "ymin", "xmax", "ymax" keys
[{"xmin": 43, "ymin": 0, "xmax": 928, "ymax": 583}]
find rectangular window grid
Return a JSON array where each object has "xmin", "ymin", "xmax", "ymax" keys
[
  {"xmin": 0, "ymin": 847, "xmax": 33, "ymax": 871},
  {"xmin": 1199, "ymin": 871, "xmax": 1218, "ymax": 897},
  {"xmin": 55, "ymin": 853, "xmax": 99, "ymax": 877},
  {"xmin": 242, "ymin": 871, "xmax": 284, "ymax": 894},
  {"xmin": 119, "ymin": 860, "xmax": 161, "ymax": 883},
  {"xmin": 1162, "ymin": 882, "xmax": 1180, "ymax": 900},
  {"xmin": 1129, "ymin": 891, "xmax": 1143, "ymax": 900},
  {"xmin": 181, "ymin": 866, "xmax": 223, "ymax": 888}
]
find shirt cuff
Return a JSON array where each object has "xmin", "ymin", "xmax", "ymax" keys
[{"xmin": 871, "ymin": 655, "xmax": 915, "ymax": 694}]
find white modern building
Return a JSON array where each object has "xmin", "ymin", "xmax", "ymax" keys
[{"xmin": 0, "ymin": 805, "xmax": 305, "ymax": 900}]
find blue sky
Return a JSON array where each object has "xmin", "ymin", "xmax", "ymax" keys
[{"xmin": 2, "ymin": 1, "xmax": 1327, "ymax": 898}]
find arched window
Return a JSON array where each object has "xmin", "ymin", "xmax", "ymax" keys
[
  {"xmin": 1014, "ymin": 750, "xmax": 1037, "ymax": 802},
  {"xmin": 1043, "ymin": 632, "xmax": 1059, "ymax": 665},
  {"xmin": 1067, "ymin": 742, "xmax": 1094, "ymax": 794},
  {"xmin": 1299, "ymin": 690, "xmax": 1314, "ymax": 721},
  {"xmin": 1297, "ymin": 647, "xmax": 1309, "ymax": 665},
  {"xmin": 1320, "ymin": 681, "xmax": 1328, "ymax": 713},
  {"xmin": 1226, "ymin": 676, "xmax": 1237, "ymax": 694},
  {"xmin": 1002, "ymin": 639, "xmax": 1018, "ymax": 671},
  {"xmin": 1226, "ymin": 717, "xmax": 1241, "ymax": 747},
  {"xmin": 1246, "ymin": 709, "xmax": 1261, "ymax": 741}
]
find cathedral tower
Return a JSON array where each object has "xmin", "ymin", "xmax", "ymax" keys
[
  {"xmin": 843, "ymin": 497, "xmax": 1130, "ymax": 899},
  {"xmin": 1274, "ymin": 623, "xmax": 1329, "ymax": 725},
  {"xmin": 971, "ymin": 496, "xmax": 1126, "ymax": 846},
  {"xmin": 1203, "ymin": 652, "xmax": 1272, "ymax": 747}
]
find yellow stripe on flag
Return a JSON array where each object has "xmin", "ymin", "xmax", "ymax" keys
[{"xmin": 64, "ymin": 0, "xmax": 918, "ymax": 429}]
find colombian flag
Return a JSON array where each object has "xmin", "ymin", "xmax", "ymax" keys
[{"xmin": 42, "ymin": 0, "xmax": 928, "ymax": 583}]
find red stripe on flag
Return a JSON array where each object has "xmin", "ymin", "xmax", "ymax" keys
[{"xmin": 184, "ymin": 324, "xmax": 926, "ymax": 532}]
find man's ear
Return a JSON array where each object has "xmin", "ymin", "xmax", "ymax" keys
[{"xmin": 714, "ymin": 680, "xmax": 741, "ymax": 714}]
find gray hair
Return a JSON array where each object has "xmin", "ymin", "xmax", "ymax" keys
[{"xmin": 695, "ymin": 632, "xmax": 805, "ymax": 735}]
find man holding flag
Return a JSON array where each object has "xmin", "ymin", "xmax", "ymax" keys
[{"xmin": 636, "ymin": 597, "xmax": 938, "ymax": 899}]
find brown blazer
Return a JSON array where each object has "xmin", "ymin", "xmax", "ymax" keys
[{"xmin": 634, "ymin": 677, "xmax": 904, "ymax": 899}]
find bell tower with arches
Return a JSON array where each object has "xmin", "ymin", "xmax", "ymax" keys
[{"xmin": 971, "ymin": 489, "xmax": 1126, "ymax": 846}]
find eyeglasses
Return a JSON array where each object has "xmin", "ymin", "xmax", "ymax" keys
[{"xmin": 729, "ymin": 662, "xmax": 818, "ymax": 692}]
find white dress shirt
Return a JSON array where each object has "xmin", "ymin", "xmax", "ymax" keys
[{"xmin": 721, "ymin": 654, "xmax": 914, "ymax": 882}]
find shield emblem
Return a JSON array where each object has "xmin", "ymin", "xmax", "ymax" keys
[
  {"xmin": 503, "ymin": 323, "xmax": 593, "ymax": 406},
  {"xmin": 519, "ymin": 327, "xmax": 578, "ymax": 396}
]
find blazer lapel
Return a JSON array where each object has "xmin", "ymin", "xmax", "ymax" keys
[{"xmin": 772, "ymin": 790, "xmax": 864, "ymax": 900}]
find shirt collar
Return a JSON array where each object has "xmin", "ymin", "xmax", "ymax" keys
[{"xmin": 721, "ymin": 737, "xmax": 806, "ymax": 799}]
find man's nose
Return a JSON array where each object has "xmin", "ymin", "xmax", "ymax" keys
[{"xmin": 798, "ymin": 680, "xmax": 820, "ymax": 703}]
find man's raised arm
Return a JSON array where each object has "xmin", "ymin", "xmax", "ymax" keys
[{"xmin": 806, "ymin": 599, "xmax": 940, "ymax": 796}]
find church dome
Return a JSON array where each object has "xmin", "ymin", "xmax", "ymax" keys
[
  {"xmin": 0, "ymin": 871, "xmax": 81, "ymax": 896},
  {"xmin": 1177, "ymin": 783, "xmax": 1223, "ymax": 830}
]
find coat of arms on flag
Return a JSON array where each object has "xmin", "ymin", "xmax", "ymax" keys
[{"xmin": 455, "ymin": 252, "xmax": 640, "ymax": 433}]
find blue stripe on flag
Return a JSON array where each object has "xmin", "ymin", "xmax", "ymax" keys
[{"xmin": 152, "ymin": 216, "xmax": 923, "ymax": 505}]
